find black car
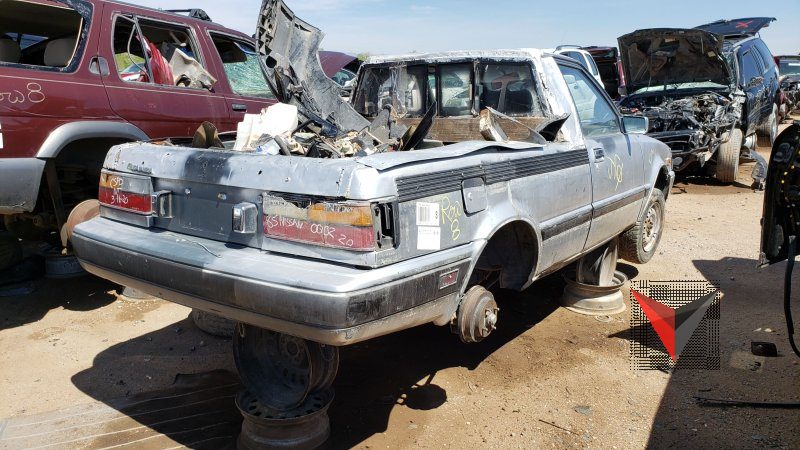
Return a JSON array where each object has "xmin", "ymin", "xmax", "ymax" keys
[
  {"xmin": 617, "ymin": 28, "xmax": 747, "ymax": 183},
  {"xmin": 696, "ymin": 17, "xmax": 780, "ymax": 147}
]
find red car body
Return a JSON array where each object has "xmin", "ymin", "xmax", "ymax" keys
[{"xmin": 0, "ymin": 0, "xmax": 350, "ymax": 241}]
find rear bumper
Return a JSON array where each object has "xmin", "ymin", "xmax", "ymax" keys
[
  {"xmin": 0, "ymin": 158, "xmax": 46, "ymax": 213},
  {"xmin": 72, "ymin": 217, "xmax": 475, "ymax": 345}
]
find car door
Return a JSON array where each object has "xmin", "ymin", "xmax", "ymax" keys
[
  {"xmin": 739, "ymin": 48, "xmax": 764, "ymax": 136},
  {"xmin": 206, "ymin": 32, "xmax": 277, "ymax": 129},
  {"xmin": 98, "ymin": 10, "xmax": 229, "ymax": 139},
  {"xmin": 558, "ymin": 62, "xmax": 646, "ymax": 250}
]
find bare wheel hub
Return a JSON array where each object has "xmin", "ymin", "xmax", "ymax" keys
[{"xmin": 455, "ymin": 286, "xmax": 499, "ymax": 343}]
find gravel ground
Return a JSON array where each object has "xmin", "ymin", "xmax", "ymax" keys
[{"xmin": 0, "ymin": 125, "xmax": 798, "ymax": 449}]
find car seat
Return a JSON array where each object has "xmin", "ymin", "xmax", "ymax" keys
[
  {"xmin": 0, "ymin": 38, "xmax": 21, "ymax": 63},
  {"xmin": 43, "ymin": 36, "xmax": 77, "ymax": 67}
]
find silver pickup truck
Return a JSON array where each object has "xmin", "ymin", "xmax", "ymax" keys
[{"xmin": 71, "ymin": 0, "xmax": 673, "ymax": 411}]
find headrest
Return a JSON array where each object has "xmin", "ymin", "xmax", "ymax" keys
[
  {"xmin": 0, "ymin": 39, "xmax": 21, "ymax": 63},
  {"xmin": 44, "ymin": 37, "xmax": 77, "ymax": 67}
]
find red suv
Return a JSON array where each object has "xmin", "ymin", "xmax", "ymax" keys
[{"xmin": 0, "ymin": 0, "xmax": 281, "ymax": 244}]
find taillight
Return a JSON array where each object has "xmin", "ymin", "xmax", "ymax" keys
[
  {"xmin": 263, "ymin": 194, "xmax": 377, "ymax": 251},
  {"xmin": 99, "ymin": 170, "xmax": 153, "ymax": 214}
]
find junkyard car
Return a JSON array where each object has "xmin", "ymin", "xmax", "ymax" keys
[
  {"xmin": 695, "ymin": 18, "xmax": 781, "ymax": 148},
  {"xmin": 617, "ymin": 25, "xmax": 774, "ymax": 185},
  {"xmin": 72, "ymin": 1, "xmax": 673, "ymax": 351},
  {"xmin": 777, "ymin": 55, "xmax": 800, "ymax": 117},
  {"xmin": 583, "ymin": 46, "xmax": 625, "ymax": 99}
]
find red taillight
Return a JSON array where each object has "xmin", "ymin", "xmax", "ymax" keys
[
  {"xmin": 98, "ymin": 170, "xmax": 153, "ymax": 214},
  {"xmin": 263, "ymin": 195, "xmax": 376, "ymax": 251}
]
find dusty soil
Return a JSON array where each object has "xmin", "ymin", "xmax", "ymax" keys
[{"xmin": 1, "ymin": 126, "xmax": 798, "ymax": 449}]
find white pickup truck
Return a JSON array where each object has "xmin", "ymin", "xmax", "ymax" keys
[{"xmin": 71, "ymin": 0, "xmax": 674, "ymax": 412}]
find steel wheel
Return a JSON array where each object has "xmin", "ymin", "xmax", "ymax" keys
[
  {"xmin": 234, "ymin": 324, "xmax": 339, "ymax": 411},
  {"xmin": 642, "ymin": 199, "xmax": 663, "ymax": 253}
]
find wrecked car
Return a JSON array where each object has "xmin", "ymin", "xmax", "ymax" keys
[
  {"xmin": 582, "ymin": 46, "xmax": 625, "ymax": 99},
  {"xmin": 777, "ymin": 55, "xmax": 800, "ymax": 117},
  {"xmin": 695, "ymin": 18, "xmax": 780, "ymax": 147},
  {"xmin": 71, "ymin": 0, "xmax": 673, "ymax": 412},
  {"xmin": 617, "ymin": 28, "xmax": 767, "ymax": 185}
]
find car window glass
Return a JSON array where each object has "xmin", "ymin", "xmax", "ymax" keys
[
  {"xmin": 112, "ymin": 17, "xmax": 151, "ymax": 83},
  {"xmin": 586, "ymin": 55, "xmax": 600, "ymax": 77},
  {"xmin": 0, "ymin": 0, "xmax": 84, "ymax": 69},
  {"xmin": 211, "ymin": 35, "xmax": 275, "ymax": 99},
  {"xmin": 753, "ymin": 40, "xmax": 775, "ymax": 70},
  {"xmin": 113, "ymin": 17, "xmax": 215, "ymax": 89},
  {"xmin": 751, "ymin": 48, "xmax": 766, "ymax": 74},
  {"xmin": 439, "ymin": 63, "xmax": 473, "ymax": 117},
  {"xmin": 563, "ymin": 51, "xmax": 588, "ymax": 71},
  {"xmin": 741, "ymin": 51, "xmax": 760, "ymax": 84},
  {"xmin": 477, "ymin": 62, "xmax": 543, "ymax": 116},
  {"xmin": 558, "ymin": 64, "xmax": 620, "ymax": 137},
  {"xmin": 332, "ymin": 68, "xmax": 356, "ymax": 87}
]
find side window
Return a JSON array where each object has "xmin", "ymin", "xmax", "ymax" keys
[
  {"xmin": 113, "ymin": 16, "xmax": 215, "ymax": 89},
  {"xmin": 753, "ymin": 40, "xmax": 775, "ymax": 71},
  {"xmin": 0, "ymin": 0, "xmax": 85, "ymax": 70},
  {"xmin": 112, "ymin": 17, "xmax": 151, "ymax": 83},
  {"xmin": 210, "ymin": 35, "xmax": 275, "ymax": 99},
  {"xmin": 558, "ymin": 64, "xmax": 620, "ymax": 137},
  {"xmin": 439, "ymin": 63, "xmax": 473, "ymax": 117},
  {"xmin": 478, "ymin": 63, "xmax": 543, "ymax": 116},
  {"xmin": 563, "ymin": 51, "xmax": 589, "ymax": 71},
  {"xmin": 740, "ymin": 51, "xmax": 761, "ymax": 85}
]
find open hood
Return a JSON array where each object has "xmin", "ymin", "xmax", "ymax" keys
[
  {"xmin": 254, "ymin": 0, "xmax": 369, "ymax": 134},
  {"xmin": 618, "ymin": 28, "xmax": 731, "ymax": 94},
  {"xmin": 696, "ymin": 17, "xmax": 775, "ymax": 39},
  {"xmin": 760, "ymin": 124, "xmax": 800, "ymax": 267}
]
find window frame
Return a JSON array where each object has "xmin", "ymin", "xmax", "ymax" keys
[
  {"xmin": 110, "ymin": 12, "xmax": 208, "ymax": 90},
  {"xmin": 207, "ymin": 30, "xmax": 276, "ymax": 99},
  {"xmin": 557, "ymin": 58, "xmax": 622, "ymax": 137},
  {"xmin": 0, "ymin": 0, "xmax": 92, "ymax": 74}
]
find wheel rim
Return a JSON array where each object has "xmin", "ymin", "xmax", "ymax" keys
[
  {"xmin": 771, "ymin": 107, "xmax": 778, "ymax": 143},
  {"xmin": 642, "ymin": 201, "xmax": 662, "ymax": 253}
]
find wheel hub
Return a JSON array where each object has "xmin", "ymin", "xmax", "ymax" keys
[{"xmin": 455, "ymin": 286, "xmax": 499, "ymax": 343}]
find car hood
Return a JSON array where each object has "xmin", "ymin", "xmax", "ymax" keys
[
  {"xmin": 696, "ymin": 17, "xmax": 775, "ymax": 39},
  {"xmin": 760, "ymin": 124, "xmax": 800, "ymax": 267},
  {"xmin": 618, "ymin": 28, "xmax": 731, "ymax": 94},
  {"xmin": 254, "ymin": 0, "xmax": 369, "ymax": 134}
]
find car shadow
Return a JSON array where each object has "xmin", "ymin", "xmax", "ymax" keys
[
  {"xmin": 626, "ymin": 256, "xmax": 800, "ymax": 448},
  {"xmin": 68, "ymin": 275, "xmax": 565, "ymax": 448},
  {"xmin": 0, "ymin": 271, "xmax": 118, "ymax": 331}
]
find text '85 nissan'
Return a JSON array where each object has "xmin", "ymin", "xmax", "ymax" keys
[{"xmin": 70, "ymin": 0, "xmax": 673, "ymax": 411}]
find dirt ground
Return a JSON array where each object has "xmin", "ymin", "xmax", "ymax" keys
[{"xmin": 1, "ymin": 126, "xmax": 799, "ymax": 449}]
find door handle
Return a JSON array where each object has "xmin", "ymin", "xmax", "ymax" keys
[
  {"xmin": 88, "ymin": 56, "xmax": 110, "ymax": 76},
  {"xmin": 231, "ymin": 103, "xmax": 248, "ymax": 112},
  {"xmin": 593, "ymin": 147, "xmax": 605, "ymax": 161}
]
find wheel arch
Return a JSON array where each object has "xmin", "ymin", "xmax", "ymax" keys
[
  {"xmin": 465, "ymin": 218, "xmax": 541, "ymax": 293},
  {"xmin": 36, "ymin": 121, "xmax": 148, "ymax": 159}
]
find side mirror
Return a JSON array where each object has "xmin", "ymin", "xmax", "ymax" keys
[{"xmin": 622, "ymin": 115, "xmax": 648, "ymax": 134}]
